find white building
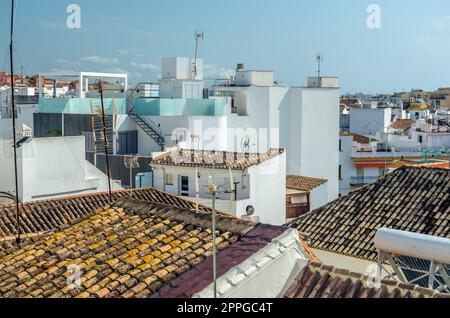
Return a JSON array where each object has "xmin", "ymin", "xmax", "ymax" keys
[
  {"xmin": 150, "ymin": 148, "xmax": 287, "ymax": 225},
  {"xmin": 0, "ymin": 136, "xmax": 122, "ymax": 202},
  {"xmin": 339, "ymin": 116, "xmax": 450, "ymax": 196},
  {"xmin": 0, "ymin": 86, "xmax": 38, "ymax": 139},
  {"xmin": 119, "ymin": 59, "xmax": 340, "ymax": 204},
  {"xmin": 349, "ymin": 107, "xmax": 392, "ymax": 136},
  {"xmin": 215, "ymin": 67, "xmax": 340, "ymax": 202}
]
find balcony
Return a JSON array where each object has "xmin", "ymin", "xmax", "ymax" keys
[
  {"xmin": 38, "ymin": 97, "xmax": 228, "ymax": 117},
  {"xmin": 286, "ymin": 203, "xmax": 310, "ymax": 219},
  {"xmin": 350, "ymin": 176, "xmax": 379, "ymax": 186},
  {"xmin": 131, "ymin": 98, "xmax": 228, "ymax": 116},
  {"xmin": 38, "ymin": 97, "xmax": 127, "ymax": 115}
]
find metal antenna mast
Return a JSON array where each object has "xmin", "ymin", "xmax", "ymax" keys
[
  {"xmin": 207, "ymin": 163, "xmax": 218, "ymax": 299},
  {"xmin": 10, "ymin": 0, "xmax": 21, "ymax": 244},
  {"xmin": 98, "ymin": 80, "xmax": 113, "ymax": 202},
  {"xmin": 193, "ymin": 31, "xmax": 204, "ymax": 79},
  {"xmin": 315, "ymin": 53, "xmax": 323, "ymax": 88}
]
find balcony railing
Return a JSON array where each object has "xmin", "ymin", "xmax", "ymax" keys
[
  {"xmin": 350, "ymin": 176, "xmax": 379, "ymax": 185},
  {"xmin": 286, "ymin": 203, "xmax": 310, "ymax": 219}
]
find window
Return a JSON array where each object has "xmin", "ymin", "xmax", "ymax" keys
[
  {"xmin": 339, "ymin": 140, "xmax": 342, "ymax": 152},
  {"xmin": 418, "ymin": 135, "xmax": 423, "ymax": 144},
  {"xmin": 118, "ymin": 131, "xmax": 138, "ymax": 155},
  {"xmin": 165, "ymin": 173, "xmax": 174, "ymax": 186},
  {"xmin": 339, "ymin": 165, "xmax": 343, "ymax": 181}
]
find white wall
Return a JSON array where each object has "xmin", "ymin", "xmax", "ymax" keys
[
  {"xmin": 312, "ymin": 248, "xmax": 392, "ymax": 279},
  {"xmin": 151, "ymin": 152, "xmax": 286, "ymax": 225},
  {"xmin": 224, "ymin": 84, "xmax": 340, "ymax": 202},
  {"xmin": 339, "ymin": 135, "xmax": 355, "ymax": 196},
  {"xmin": 117, "ymin": 115, "xmax": 229, "ymax": 156},
  {"xmin": 0, "ymin": 136, "xmax": 122, "ymax": 202},
  {"xmin": 350, "ymin": 108, "xmax": 392, "ymax": 136},
  {"xmin": 294, "ymin": 88, "xmax": 340, "ymax": 202},
  {"xmin": 309, "ymin": 182, "xmax": 328, "ymax": 210},
  {"xmin": 0, "ymin": 104, "xmax": 37, "ymax": 139},
  {"xmin": 247, "ymin": 151, "xmax": 286, "ymax": 225}
]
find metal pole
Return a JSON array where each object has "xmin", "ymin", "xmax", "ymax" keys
[
  {"xmin": 129, "ymin": 160, "xmax": 133, "ymax": 189},
  {"xmin": 317, "ymin": 58, "xmax": 321, "ymax": 88},
  {"xmin": 10, "ymin": 0, "xmax": 21, "ymax": 245},
  {"xmin": 212, "ymin": 190, "xmax": 217, "ymax": 299},
  {"xmin": 194, "ymin": 33, "xmax": 199, "ymax": 79},
  {"xmin": 99, "ymin": 80, "xmax": 113, "ymax": 202}
]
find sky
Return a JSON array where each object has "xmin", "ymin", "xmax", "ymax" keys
[{"xmin": 1, "ymin": 0, "xmax": 450, "ymax": 93}]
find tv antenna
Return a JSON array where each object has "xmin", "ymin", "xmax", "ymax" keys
[
  {"xmin": 9, "ymin": 0, "xmax": 22, "ymax": 245},
  {"xmin": 193, "ymin": 31, "xmax": 204, "ymax": 79},
  {"xmin": 315, "ymin": 53, "xmax": 323, "ymax": 88},
  {"xmin": 98, "ymin": 80, "xmax": 113, "ymax": 202},
  {"xmin": 124, "ymin": 155, "xmax": 140, "ymax": 191}
]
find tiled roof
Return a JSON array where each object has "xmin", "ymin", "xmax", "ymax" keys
[
  {"xmin": 0, "ymin": 188, "xmax": 211, "ymax": 251},
  {"xmin": 389, "ymin": 119, "xmax": 415, "ymax": 130},
  {"xmin": 153, "ymin": 224, "xmax": 287, "ymax": 298},
  {"xmin": 284, "ymin": 262, "xmax": 448, "ymax": 298},
  {"xmin": 352, "ymin": 134, "xmax": 374, "ymax": 144},
  {"xmin": 151, "ymin": 148, "xmax": 285, "ymax": 170},
  {"xmin": 0, "ymin": 198, "xmax": 255, "ymax": 298},
  {"xmin": 388, "ymin": 160, "xmax": 450, "ymax": 170},
  {"xmin": 288, "ymin": 167, "xmax": 450, "ymax": 261},
  {"xmin": 286, "ymin": 175, "xmax": 327, "ymax": 192}
]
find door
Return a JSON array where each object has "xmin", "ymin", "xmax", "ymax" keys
[
  {"xmin": 180, "ymin": 176, "xmax": 189, "ymax": 196},
  {"xmin": 118, "ymin": 131, "xmax": 138, "ymax": 155}
]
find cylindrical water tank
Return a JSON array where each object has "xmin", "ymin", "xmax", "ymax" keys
[{"xmin": 374, "ymin": 228, "xmax": 450, "ymax": 264}]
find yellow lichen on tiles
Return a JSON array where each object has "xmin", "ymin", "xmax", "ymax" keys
[
  {"xmin": 158, "ymin": 253, "xmax": 171, "ymax": 260},
  {"xmin": 171, "ymin": 224, "xmax": 184, "ymax": 232},
  {"xmin": 143, "ymin": 275, "xmax": 158, "ymax": 286},
  {"xmin": 138, "ymin": 263, "xmax": 152, "ymax": 271},
  {"xmin": 169, "ymin": 239, "xmax": 181, "ymax": 247},
  {"xmin": 188, "ymin": 237, "xmax": 200, "ymax": 244},
  {"xmin": 142, "ymin": 255, "xmax": 154, "ymax": 263},
  {"xmin": 148, "ymin": 258, "xmax": 161, "ymax": 266},
  {"xmin": 159, "ymin": 244, "xmax": 172, "ymax": 253},
  {"xmin": 203, "ymin": 243, "xmax": 213, "ymax": 251},
  {"xmin": 137, "ymin": 244, "xmax": 149, "ymax": 251},
  {"xmin": 179, "ymin": 242, "xmax": 191, "ymax": 250},
  {"xmin": 154, "ymin": 269, "xmax": 169, "ymax": 279},
  {"xmin": 169, "ymin": 247, "xmax": 181, "ymax": 254}
]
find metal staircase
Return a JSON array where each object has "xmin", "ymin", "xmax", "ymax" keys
[
  {"xmin": 438, "ymin": 119, "xmax": 450, "ymax": 130},
  {"xmin": 93, "ymin": 113, "xmax": 114, "ymax": 155},
  {"xmin": 127, "ymin": 82, "xmax": 165, "ymax": 151}
]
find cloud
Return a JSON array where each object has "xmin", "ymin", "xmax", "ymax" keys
[
  {"xmin": 57, "ymin": 59, "xmax": 82, "ymax": 67},
  {"xmin": 130, "ymin": 62, "xmax": 159, "ymax": 71},
  {"xmin": 80, "ymin": 56, "xmax": 120, "ymax": 65},
  {"xmin": 203, "ymin": 64, "xmax": 235, "ymax": 79},
  {"xmin": 104, "ymin": 68, "xmax": 129, "ymax": 74},
  {"xmin": 49, "ymin": 68, "xmax": 77, "ymax": 74},
  {"xmin": 118, "ymin": 49, "xmax": 139, "ymax": 55},
  {"xmin": 432, "ymin": 16, "xmax": 450, "ymax": 28}
]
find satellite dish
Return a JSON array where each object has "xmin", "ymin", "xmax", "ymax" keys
[
  {"xmin": 240, "ymin": 135, "xmax": 251, "ymax": 152},
  {"xmin": 246, "ymin": 205, "xmax": 255, "ymax": 216}
]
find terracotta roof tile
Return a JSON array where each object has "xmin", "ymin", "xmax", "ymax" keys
[
  {"xmin": 389, "ymin": 119, "xmax": 415, "ymax": 130},
  {"xmin": 388, "ymin": 160, "xmax": 450, "ymax": 170},
  {"xmin": 0, "ymin": 188, "xmax": 211, "ymax": 250},
  {"xmin": 286, "ymin": 175, "xmax": 327, "ymax": 192},
  {"xmin": 284, "ymin": 262, "xmax": 447, "ymax": 298},
  {"xmin": 152, "ymin": 148, "xmax": 285, "ymax": 170},
  {"xmin": 0, "ymin": 198, "xmax": 255, "ymax": 298},
  {"xmin": 288, "ymin": 167, "xmax": 450, "ymax": 261}
]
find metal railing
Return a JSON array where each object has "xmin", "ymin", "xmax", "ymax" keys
[
  {"xmin": 286, "ymin": 203, "xmax": 310, "ymax": 218},
  {"xmin": 350, "ymin": 176, "xmax": 379, "ymax": 185},
  {"xmin": 126, "ymin": 82, "xmax": 159, "ymax": 114}
]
